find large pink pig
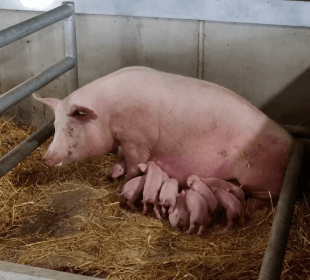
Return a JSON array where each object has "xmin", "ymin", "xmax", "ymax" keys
[
  {"xmin": 138, "ymin": 161, "xmax": 168, "ymax": 219},
  {"xmin": 119, "ymin": 175, "xmax": 146, "ymax": 210},
  {"xmin": 212, "ymin": 187, "xmax": 245, "ymax": 231},
  {"xmin": 200, "ymin": 177, "xmax": 245, "ymax": 207},
  {"xmin": 168, "ymin": 192, "xmax": 190, "ymax": 232},
  {"xmin": 182, "ymin": 189, "xmax": 213, "ymax": 236},
  {"xmin": 187, "ymin": 175, "xmax": 218, "ymax": 216},
  {"xmin": 33, "ymin": 66, "xmax": 293, "ymax": 204},
  {"xmin": 158, "ymin": 178, "xmax": 179, "ymax": 218}
]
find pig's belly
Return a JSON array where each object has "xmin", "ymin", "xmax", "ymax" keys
[{"xmin": 152, "ymin": 130, "xmax": 292, "ymax": 200}]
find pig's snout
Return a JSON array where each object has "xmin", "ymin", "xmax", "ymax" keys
[{"xmin": 42, "ymin": 152, "xmax": 62, "ymax": 167}]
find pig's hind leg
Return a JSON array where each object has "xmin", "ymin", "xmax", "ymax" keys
[
  {"xmin": 127, "ymin": 200, "xmax": 138, "ymax": 211},
  {"xmin": 224, "ymin": 209, "xmax": 237, "ymax": 231},
  {"xmin": 184, "ymin": 214, "xmax": 197, "ymax": 235},
  {"xmin": 197, "ymin": 225, "xmax": 207, "ymax": 236},
  {"xmin": 153, "ymin": 201, "xmax": 162, "ymax": 219}
]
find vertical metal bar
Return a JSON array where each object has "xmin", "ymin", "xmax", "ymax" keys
[
  {"xmin": 198, "ymin": 21, "xmax": 204, "ymax": 80},
  {"xmin": 62, "ymin": 1, "xmax": 79, "ymax": 94},
  {"xmin": 258, "ymin": 139, "xmax": 305, "ymax": 280}
]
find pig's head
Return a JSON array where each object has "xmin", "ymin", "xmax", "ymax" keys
[
  {"xmin": 111, "ymin": 162, "xmax": 126, "ymax": 178},
  {"xmin": 33, "ymin": 93, "xmax": 114, "ymax": 167},
  {"xmin": 169, "ymin": 192, "xmax": 190, "ymax": 231},
  {"xmin": 186, "ymin": 174, "xmax": 200, "ymax": 188}
]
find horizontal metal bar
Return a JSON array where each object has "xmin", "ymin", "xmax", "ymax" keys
[
  {"xmin": 1, "ymin": 0, "xmax": 310, "ymax": 28},
  {"xmin": 0, "ymin": 56, "xmax": 76, "ymax": 116},
  {"xmin": 0, "ymin": 121, "xmax": 54, "ymax": 179},
  {"xmin": 0, "ymin": 3, "xmax": 73, "ymax": 49},
  {"xmin": 258, "ymin": 139, "xmax": 305, "ymax": 280},
  {"xmin": 282, "ymin": 124, "xmax": 310, "ymax": 139}
]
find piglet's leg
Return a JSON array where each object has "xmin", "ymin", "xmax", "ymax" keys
[
  {"xmin": 184, "ymin": 215, "xmax": 197, "ymax": 235},
  {"xmin": 153, "ymin": 203, "xmax": 162, "ymax": 220},
  {"xmin": 236, "ymin": 211, "xmax": 245, "ymax": 227},
  {"xmin": 184, "ymin": 223, "xmax": 196, "ymax": 235},
  {"xmin": 127, "ymin": 201, "xmax": 138, "ymax": 211},
  {"xmin": 197, "ymin": 225, "xmax": 207, "ymax": 236},
  {"xmin": 161, "ymin": 206, "xmax": 167, "ymax": 219},
  {"xmin": 143, "ymin": 202, "xmax": 148, "ymax": 215},
  {"xmin": 127, "ymin": 176, "xmax": 146, "ymax": 211},
  {"xmin": 225, "ymin": 211, "xmax": 235, "ymax": 231}
]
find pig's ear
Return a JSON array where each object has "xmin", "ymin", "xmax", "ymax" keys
[
  {"xmin": 138, "ymin": 163, "xmax": 148, "ymax": 173},
  {"xmin": 186, "ymin": 176, "xmax": 194, "ymax": 187},
  {"xmin": 68, "ymin": 104, "xmax": 97, "ymax": 120},
  {"xmin": 32, "ymin": 93, "xmax": 60, "ymax": 111}
]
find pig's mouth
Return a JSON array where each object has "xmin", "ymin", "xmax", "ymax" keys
[{"xmin": 42, "ymin": 155, "xmax": 67, "ymax": 167}]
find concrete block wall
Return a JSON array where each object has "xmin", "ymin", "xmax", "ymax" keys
[{"xmin": 0, "ymin": 9, "xmax": 310, "ymax": 127}]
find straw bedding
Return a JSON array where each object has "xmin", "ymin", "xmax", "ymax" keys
[{"xmin": 0, "ymin": 116, "xmax": 309, "ymax": 279}]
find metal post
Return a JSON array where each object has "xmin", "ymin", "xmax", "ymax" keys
[
  {"xmin": 0, "ymin": 57, "xmax": 76, "ymax": 116},
  {"xmin": 62, "ymin": 1, "xmax": 79, "ymax": 94},
  {"xmin": 198, "ymin": 21, "xmax": 204, "ymax": 80},
  {"xmin": 0, "ymin": 4, "xmax": 73, "ymax": 49},
  {"xmin": 258, "ymin": 139, "xmax": 305, "ymax": 280}
]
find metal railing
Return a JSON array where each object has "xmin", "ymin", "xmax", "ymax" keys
[{"xmin": 0, "ymin": 1, "xmax": 78, "ymax": 178}]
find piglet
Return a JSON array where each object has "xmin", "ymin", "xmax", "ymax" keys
[
  {"xmin": 119, "ymin": 175, "xmax": 146, "ymax": 210},
  {"xmin": 183, "ymin": 189, "xmax": 212, "ymax": 236},
  {"xmin": 168, "ymin": 191, "xmax": 190, "ymax": 232},
  {"xmin": 111, "ymin": 158, "xmax": 127, "ymax": 179},
  {"xmin": 211, "ymin": 187, "xmax": 245, "ymax": 231},
  {"xmin": 201, "ymin": 177, "xmax": 245, "ymax": 207},
  {"xmin": 138, "ymin": 161, "xmax": 169, "ymax": 219},
  {"xmin": 187, "ymin": 175, "xmax": 218, "ymax": 216},
  {"xmin": 158, "ymin": 178, "xmax": 179, "ymax": 218}
]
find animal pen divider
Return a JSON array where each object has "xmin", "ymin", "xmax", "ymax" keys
[
  {"xmin": 0, "ymin": 1, "xmax": 78, "ymax": 178},
  {"xmin": 0, "ymin": 2, "xmax": 308, "ymax": 280}
]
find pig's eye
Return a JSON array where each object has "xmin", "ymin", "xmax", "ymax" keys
[{"xmin": 71, "ymin": 110, "xmax": 87, "ymax": 116}]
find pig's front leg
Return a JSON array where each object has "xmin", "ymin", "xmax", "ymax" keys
[{"xmin": 121, "ymin": 145, "xmax": 150, "ymax": 183}]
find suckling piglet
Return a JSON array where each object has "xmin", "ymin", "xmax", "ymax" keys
[
  {"xmin": 119, "ymin": 175, "xmax": 146, "ymax": 210},
  {"xmin": 158, "ymin": 178, "xmax": 179, "ymax": 218},
  {"xmin": 211, "ymin": 187, "xmax": 245, "ymax": 230},
  {"xmin": 138, "ymin": 161, "xmax": 169, "ymax": 219},
  {"xmin": 168, "ymin": 191, "xmax": 190, "ymax": 232},
  {"xmin": 187, "ymin": 175, "xmax": 218, "ymax": 216},
  {"xmin": 183, "ymin": 189, "xmax": 213, "ymax": 236},
  {"xmin": 111, "ymin": 158, "xmax": 127, "ymax": 179},
  {"xmin": 201, "ymin": 177, "xmax": 245, "ymax": 207}
]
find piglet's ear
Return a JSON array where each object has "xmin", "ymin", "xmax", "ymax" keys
[
  {"xmin": 186, "ymin": 176, "xmax": 194, "ymax": 187},
  {"xmin": 138, "ymin": 163, "xmax": 148, "ymax": 173},
  {"xmin": 68, "ymin": 104, "xmax": 97, "ymax": 120},
  {"xmin": 32, "ymin": 93, "xmax": 60, "ymax": 111}
]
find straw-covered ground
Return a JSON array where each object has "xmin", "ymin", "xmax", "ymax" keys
[{"xmin": 0, "ymin": 116, "xmax": 309, "ymax": 280}]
